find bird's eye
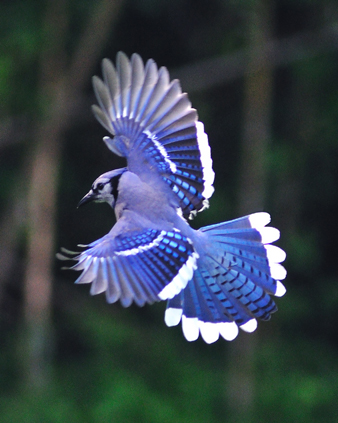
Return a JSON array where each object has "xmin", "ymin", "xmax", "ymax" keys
[{"xmin": 97, "ymin": 183, "xmax": 104, "ymax": 190}]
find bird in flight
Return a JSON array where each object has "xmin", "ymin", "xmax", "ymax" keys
[{"xmin": 58, "ymin": 52, "xmax": 286, "ymax": 344}]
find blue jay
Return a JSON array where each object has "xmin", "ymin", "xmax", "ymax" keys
[{"xmin": 58, "ymin": 52, "xmax": 286, "ymax": 343}]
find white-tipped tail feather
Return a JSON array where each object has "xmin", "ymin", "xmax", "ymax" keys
[
  {"xmin": 165, "ymin": 308, "xmax": 183, "ymax": 327},
  {"xmin": 259, "ymin": 227, "xmax": 280, "ymax": 244},
  {"xmin": 248, "ymin": 212, "xmax": 271, "ymax": 228},
  {"xmin": 199, "ymin": 322, "xmax": 220, "ymax": 344},
  {"xmin": 249, "ymin": 212, "xmax": 287, "ymax": 295},
  {"xmin": 182, "ymin": 316, "xmax": 199, "ymax": 342},
  {"xmin": 219, "ymin": 322, "xmax": 239, "ymax": 341},
  {"xmin": 240, "ymin": 319, "xmax": 258, "ymax": 333},
  {"xmin": 269, "ymin": 263, "xmax": 287, "ymax": 280},
  {"xmin": 275, "ymin": 280, "xmax": 287, "ymax": 297},
  {"xmin": 166, "ymin": 314, "xmax": 244, "ymax": 343},
  {"xmin": 264, "ymin": 244, "xmax": 286, "ymax": 263}
]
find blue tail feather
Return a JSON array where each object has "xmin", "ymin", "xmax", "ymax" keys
[
  {"xmin": 187, "ymin": 270, "xmax": 232, "ymax": 323},
  {"xmin": 165, "ymin": 213, "xmax": 286, "ymax": 342}
]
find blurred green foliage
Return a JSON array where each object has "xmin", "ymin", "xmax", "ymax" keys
[{"xmin": 1, "ymin": 0, "xmax": 338, "ymax": 422}]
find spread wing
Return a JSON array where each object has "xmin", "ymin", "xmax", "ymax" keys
[
  {"xmin": 91, "ymin": 52, "xmax": 215, "ymax": 219},
  {"xmin": 58, "ymin": 215, "xmax": 199, "ymax": 307}
]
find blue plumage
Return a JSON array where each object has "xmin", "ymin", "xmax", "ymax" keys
[
  {"xmin": 165, "ymin": 213, "xmax": 286, "ymax": 342},
  {"xmin": 58, "ymin": 52, "xmax": 286, "ymax": 343},
  {"xmin": 92, "ymin": 54, "xmax": 214, "ymax": 219},
  {"xmin": 65, "ymin": 227, "xmax": 199, "ymax": 307}
]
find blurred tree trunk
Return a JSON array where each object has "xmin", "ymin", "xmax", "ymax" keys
[
  {"xmin": 226, "ymin": 1, "xmax": 274, "ymax": 421},
  {"xmin": 22, "ymin": 0, "xmax": 69, "ymax": 389},
  {"xmin": 22, "ymin": 0, "xmax": 124, "ymax": 389}
]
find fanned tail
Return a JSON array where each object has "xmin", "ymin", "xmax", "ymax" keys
[{"xmin": 165, "ymin": 212, "xmax": 286, "ymax": 343}]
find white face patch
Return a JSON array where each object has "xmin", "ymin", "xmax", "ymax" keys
[
  {"xmin": 89, "ymin": 169, "xmax": 126, "ymax": 207},
  {"xmin": 91, "ymin": 180, "xmax": 115, "ymax": 205},
  {"xmin": 100, "ymin": 182, "xmax": 113, "ymax": 195}
]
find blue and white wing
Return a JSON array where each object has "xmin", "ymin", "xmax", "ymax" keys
[
  {"xmin": 165, "ymin": 212, "xmax": 286, "ymax": 343},
  {"xmin": 91, "ymin": 52, "xmax": 215, "ymax": 219},
  {"xmin": 58, "ymin": 224, "xmax": 199, "ymax": 307}
]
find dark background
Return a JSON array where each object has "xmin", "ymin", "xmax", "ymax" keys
[{"xmin": 1, "ymin": 0, "xmax": 338, "ymax": 421}]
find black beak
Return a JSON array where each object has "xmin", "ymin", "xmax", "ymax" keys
[{"xmin": 77, "ymin": 190, "xmax": 96, "ymax": 208}]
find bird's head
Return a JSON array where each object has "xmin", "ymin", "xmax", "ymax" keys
[{"xmin": 78, "ymin": 167, "xmax": 127, "ymax": 209}]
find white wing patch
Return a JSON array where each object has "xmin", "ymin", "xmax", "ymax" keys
[
  {"xmin": 115, "ymin": 231, "xmax": 166, "ymax": 256},
  {"xmin": 158, "ymin": 250, "xmax": 199, "ymax": 300},
  {"xmin": 195, "ymin": 121, "xmax": 215, "ymax": 199},
  {"xmin": 143, "ymin": 129, "xmax": 177, "ymax": 173}
]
